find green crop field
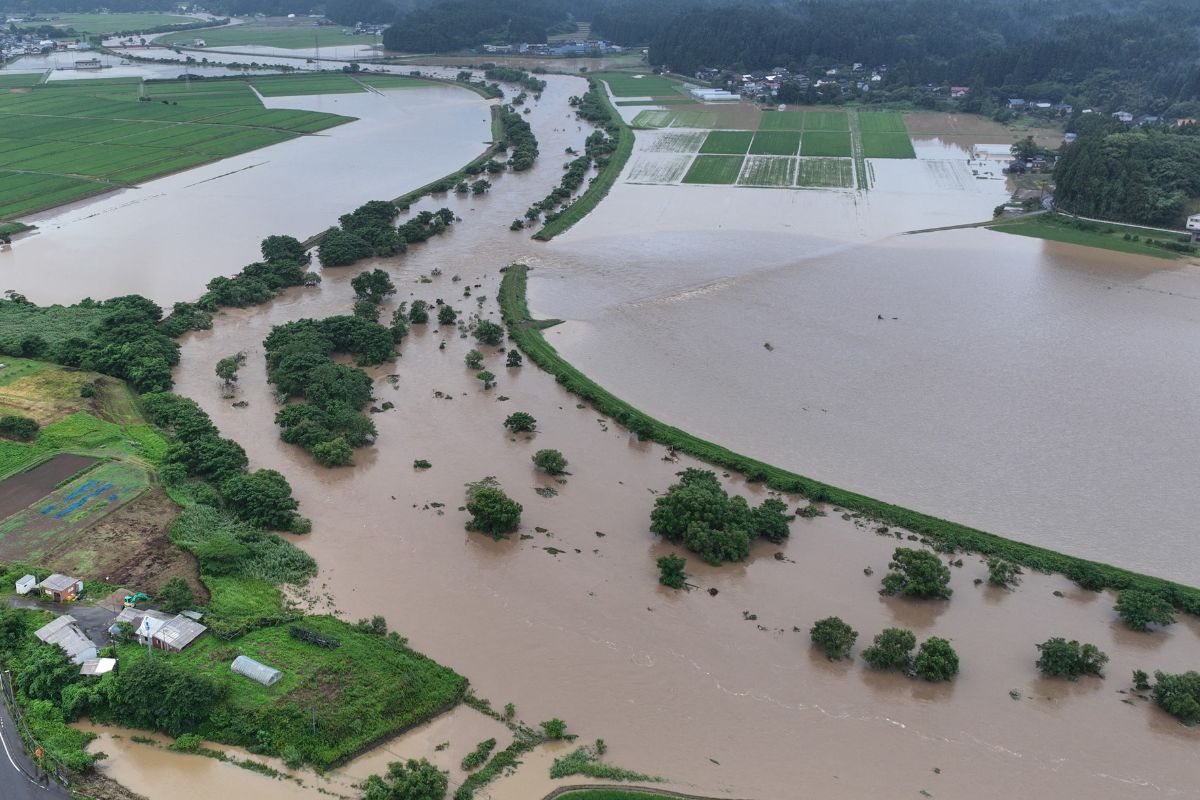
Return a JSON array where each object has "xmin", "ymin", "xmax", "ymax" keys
[
  {"xmin": 355, "ymin": 74, "xmax": 439, "ymax": 90},
  {"xmin": 796, "ymin": 157, "xmax": 854, "ymax": 188},
  {"xmin": 860, "ymin": 131, "xmax": 917, "ymax": 158},
  {"xmin": 593, "ymin": 71, "xmax": 685, "ymax": 98},
  {"xmin": 43, "ymin": 12, "xmax": 200, "ymax": 34},
  {"xmin": 614, "ymin": 97, "xmax": 695, "ymax": 106},
  {"xmin": 630, "ymin": 109, "xmax": 718, "ymax": 129},
  {"xmin": 857, "ymin": 110, "xmax": 908, "ymax": 132},
  {"xmin": 800, "ymin": 130, "xmax": 852, "ymax": 156},
  {"xmin": 699, "ymin": 130, "xmax": 753, "ymax": 154},
  {"xmin": 682, "ymin": 154, "xmax": 745, "ymax": 184},
  {"xmin": 737, "ymin": 155, "xmax": 795, "ymax": 186},
  {"xmin": 803, "ymin": 110, "xmax": 849, "ymax": 131},
  {"xmin": 749, "ymin": 130, "xmax": 800, "ymax": 155},
  {"xmin": 0, "ymin": 73, "xmax": 43, "ymax": 89},
  {"xmin": 0, "ymin": 75, "xmax": 363, "ymax": 220},
  {"xmin": 159, "ymin": 19, "xmax": 377, "ymax": 50},
  {"xmin": 758, "ymin": 110, "xmax": 805, "ymax": 130}
]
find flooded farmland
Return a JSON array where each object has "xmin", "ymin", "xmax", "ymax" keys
[{"xmin": 7, "ymin": 58, "xmax": 1196, "ymax": 799}]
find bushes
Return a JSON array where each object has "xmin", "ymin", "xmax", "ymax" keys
[
  {"xmin": 862, "ymin": 628, "xmax": 959, "ymax": 680},
  {"xmin": 221, "ymin": 469, "xmax": 304, "ymax": 531},
  {"xmin": 540, "ymin": 718, "xmax": 568, "ymax": 739},
  {"xmin": 169, "ymin": 504, "xmax": 317, "ymax": 587},
  {"xmin": 809, "ymin": 616, "xmax": 857, "ymax": 661},
  {"xmin": 361, "ymin": 758, "xmax": 448, "ymax": 800},
  {"xmin": 318, "ymin": 227, "xmax": 374, "ymax": 267},
  {"xmin": 352, "ymin": 269, "xmax": 396, "ymax": 302},
  {"xmin": 198, "ymin": 236, "xmax": 313, "ymax": 312},
  {"xmin": 474, "ymin": 319, "xmax": 504, "ymax": 345},
  {"xmin": 880, "ymin": 548, "xmax": 952, "ymax": 599},
  {"xmin": 140, "ymin": 392, "xmax": 248, "ymax": 483},
  {"xmin": 499, "ymin": 108, "xmax": 539, "ymax": 171},
  {"xmin": 0, "ymin": 414, "xmax": 38, "ymax": 441},
  {"xmin": 112, "ymin": 657, "xmax": 226, "ymax": 736},
  {"xmin": 156, "ymin": 576, "xmax": 195, "ymax": 614},
  {"xmin": 1035, "ymin": 638, "xmax": 1108, "ymax": 679},
  {"xmin": 987, "ymin": 557, "xmax": 1021, "ymax": 587},
  {"xmin": 656, "ymin": 554, "xmax": 686, "ymax": 589},
  {"xmin": 460, "ymin": 738, "xmax": 497, "ymax": 771},
  {"xmin": 317, "ymin": 202, "xmax": 457, "ymax": 269},
  {"xmin": 497, "ymin": 263, "xmax": 1200, "ymax": 614}
]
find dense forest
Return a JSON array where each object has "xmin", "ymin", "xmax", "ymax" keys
[{"xmin": 1054, "ymin": 125, "xmax": 1200, "ymax": 226}]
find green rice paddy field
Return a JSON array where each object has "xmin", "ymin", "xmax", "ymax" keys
[
  {"xmin": 682, "ymin": 155, "xmax": 744, "ymax": 184},
  {"xmin": 749, "ymin": 131, "xmax": 801, "ymax": 155},
  {"xmin": 594, "ymin": 71, "xmax": 687, "ymax": 98},
  {"xmin": 0, "ymin": 75, "xmax": 370, "ymax": 220},
  {"xmin": 158, "ymin": 19, "xmax": 377, "ymax": 50},
  {"xmin": 799, "ymin": 130, "xmax": 852, "ymax": 156},
  {"xmin": 43, "ymin": 12, "xmax": 200, "ymax": 34}
]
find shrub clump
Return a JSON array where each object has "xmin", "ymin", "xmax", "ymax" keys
[
  {"xmin": 861, "ymin": 628, "xmax": 916, "ymax": 671},
  {"xmin": 503, "ymin": 411, "xmax": 536, "ymax": 432},
  {"xmin": 1035, "ymin": 638, "xmax": 1108, "ymax": 679},
  {"xmin": 880, "ymin": 547, "xmax": 952, "ymax": 599},
  {"xmin": 809, "ymin": 616, "xmax": 858, "ymax": 661},
  {"xmin": 464, "ymin": 478, "xmax": 522, "ymax": 538},
  {"xmin": 656, "ymin": 554, "xmax": 686, "ymax": 589},
  {"xmin": 912, "ymin": 637, "xmax": 959, "ymax": 682},
  {"xmin": 1114, "ymin": 589, "xmax": 1175, "ymax": 631},
  {"xmin": 532, "ymin": 448, "xmax": 567, "ymax": 474}
]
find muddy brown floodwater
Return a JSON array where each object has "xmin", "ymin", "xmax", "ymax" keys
[{"xmin": 158, "ymin": 74, "xmax": 1200, "ymax": 800}]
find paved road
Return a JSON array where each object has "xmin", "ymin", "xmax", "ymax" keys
[{"xmin": 0, "ymin": 697, "xmax": 69, "ymax": 800}]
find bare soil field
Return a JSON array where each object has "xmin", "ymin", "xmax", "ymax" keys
[
  {"xmin": 0, "ymin": 453, "xmax": 97, "ymax": 519},
  {"xmin": 44, "ymin": 487, "xmax": 202, "ymax": 600}
]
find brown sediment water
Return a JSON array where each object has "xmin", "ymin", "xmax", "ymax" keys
[
  {"xmin": 167, "ymin": 88, "xmax": 1200, "ymax": 800},
  {"xmin": 16, "ymin": 59, "xmax": 1198, "ymax": 798}
]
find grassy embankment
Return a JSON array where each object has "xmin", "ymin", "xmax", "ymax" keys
[
  {"xmin": 498, "ymin": 264, "xmax": 1200, "ymax": 612},
  {"xmin": 988, "ymin": 213, "xmax": 1195, "ymax": 260},
  {"xmin": 532, "ymin": 76, "xmax": 635, "ymax": 241},
  {"xmin": 0, "ymin": 358, "xmax": 465, "ymax": 774},
  {"xmin": 0, "ymin": 75, "xmax": 355, "ymax": 221},
  {"xmin": 39, "ymin": 12, "xmax": 201, "ymax": 34}
]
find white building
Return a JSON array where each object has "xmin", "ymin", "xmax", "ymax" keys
[{"xmin": 1187, "ymin": 214, "xmax": 1200, "ymax": 242}]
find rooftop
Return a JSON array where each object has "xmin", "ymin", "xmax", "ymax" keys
[{"xmin": 39, "ymin": 573, "xmax": 80, "ymax": 592}]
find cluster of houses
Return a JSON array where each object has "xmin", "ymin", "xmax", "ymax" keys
[
  {"xmin": 16, "ymin": 573, "xmax": 284, "ymax": 687},
  {"xmin": 0, "ymin": 26, "xmax": 91, "ymax": 59},
  {"xmin": 481, "ymin": 40, "xmax": 624, "ymax": 57},
  {"xmin": 692, "ymin": 63, "xmax": 886, "ymax": 101}
]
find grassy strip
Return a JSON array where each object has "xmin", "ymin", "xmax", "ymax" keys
[
  {"xmin": 533, "ymin": 78, "xmax": 634, "ymax": 242},
  {"xmin": 454, "ymin": 737, "xmax": 538, "ymax": 800},
  {"xmin": 0, "ymin": 221, "xmax": 34, "ymax": 237},
  {"xmin": 988, "ymin": 213, "xmax": 1192, "ymax": 260},
  {"xmin": 498, "ymin": 264, "xmax": 1200, "ymax": 612}
]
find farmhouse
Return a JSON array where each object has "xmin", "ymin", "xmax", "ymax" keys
[
  {"xmin": 231, "ymin": 655, "xmax": 283, "ymax": 687},
  {"xmin": 1112, "ymin": 110, "xmax": 1133, "ymax": 123},
  {"xmin": 34, "ymin": 615, "xmax": 98, "ymax": 664},
  {"xmin": 112, "ymin": 607, "xmax": 172, "ymax": 641},
  {"xmin": 39, "ymin": 573, "xmax": 83, "ymax": 602},
  {"xmin": 153, "ymin": 615, "xmax": 207, "ymax": 652},
  {"xmin": 949, "ymin": 86, "xmax": 969, "ymax": 98},
  {"xmin": 1187, "ymin": 214, "xmax": 1200, "ymax": 243}
]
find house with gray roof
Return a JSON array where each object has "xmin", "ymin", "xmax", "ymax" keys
[{"xmin": 34, "ymin": 615, "xmax": 98, "ymax": 664}]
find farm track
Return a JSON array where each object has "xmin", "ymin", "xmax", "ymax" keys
[{"xmin": 848, "ymin": 111, "xmax": 868, "ymax": 190}]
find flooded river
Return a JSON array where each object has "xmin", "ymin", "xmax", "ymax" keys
[{"xmin": 8, "ymin": 59, "xmax": 1196, "ymax": 798}]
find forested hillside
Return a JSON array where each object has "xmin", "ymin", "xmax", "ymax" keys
[{"xmin": 1054, "ymin": 126, "xmax": 1200, "ymax": 226}]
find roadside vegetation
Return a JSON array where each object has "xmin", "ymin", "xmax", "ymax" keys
[{"xmin": 988, "ymin": 213, "xmax": 1196, "ymax": 260}]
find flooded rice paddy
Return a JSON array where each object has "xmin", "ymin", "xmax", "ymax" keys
[{"xmin": 10, "ymin": 60, "xmax": 1195, "ymax": 799}]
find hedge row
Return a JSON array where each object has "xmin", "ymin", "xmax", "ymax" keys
[
  {"xmin": 498, "ymin": 264, "xmax": 1200, "ymax": 613},
  {"xmin": 532, "ymin": 78, "xmax": 634, "ymax": 241}
]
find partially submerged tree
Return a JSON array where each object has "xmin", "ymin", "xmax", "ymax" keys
[
  {"xmin": 465, "ymin": 477, "xmax": 522, "ymax": 538},
  {"xmin": 657, "ymin": 554, "xmax": 687, "ymax": 589},
  {"xmin": 880, "ymin": 548, "xmax": 952, "ymax": 599},
  {"xmin": 1035, "ymin": 637, "xmax": 1108, "ymax": 679},
  {"xmin": 464, "ymin": 349, "xmax": 484, "ymax": 369},
  {"xmin": 912, "ymin": 637, "xmax": 959, "ymax": 682},
  {"xmin": 810, "ymin": 616, "xmax": 858, "ymax": 661},
  {"xmin": 862, "ymin": 628, "xmax": 916, "ymax": 671},
  {"xmin": 361, "ymin": 758, "xmax": 448, "ymax": 800},
  {"xmin": 532, "ymin": 448, "xmax": 567, "ymax": 474},
  {"xmin": 1114, "ymin": 589, "xmax": 1175, "ymax": 631},
  {"xmin": 474, "ymin": 319, "xmax": 504, "ymax": 346},
  {"xmin": 503, "ymin": 411, "xmax": 537, "ymax": 432},
  {"xmin": 1151, "ymin": 670, "xmax": 1200, "ymax": 724},
  {"xmin": 986, "ymin": 557, "xmax": 1021, "ymax": 587}
]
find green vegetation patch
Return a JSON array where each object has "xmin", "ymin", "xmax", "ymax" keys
[
  {"xmin": 116, "ymin": 614, "xmax": 466, "ymax": 769},
  {"xmin": 856, "ymin": 111, "xmax": 908, "ymax": 132},
  {"xmin": 0, "ymin": 73, "xmax": 43, "ymax": 90},
  {"xmin": 41, "ymin": 12, "xmax": 199, "ymax": 34},
  {"xmin": 594, "ymin": 72, "xmax": 684, "ymax": 98},
  {"xmin": 614, "ymin": 98, "xmax": 695, "ymax": 106},
  {"xmin": 681, "ymin": 155, "xmax": 745, "ymax": 184},
  {"xmin": 698, "ymin": 130, "xmax": 753, "ymax": 154},
  {"xmin": 988, "ymin": 214, "xmax": 1188, "ymax": 260},
  {"xmin": 498, "ymin": 264, "xmax": 1200, "ymax": 614},
  {"xmin": 796, "ymin": 158, "xmax": 854, "ymax": 188},
  {"xmin": 860, "ymin": 131, "xmax": 916, "ymax": 158},
  {"xmin": 737, "ymin": 155, "xmax": 795, "ymax": 187},
  {"xmin": 803, "ymin": 110, "xmax": 850, "ymax": 131},
  {"xmin": 159, "ymin": 21, "xmax": 376, "ymax": 50},
  {"xmin": 758, "ymin": 110, "xmax": 805, "ymax": 130},
  {"xmin": 355, "ymin": 74, "xmax": 440, "ymax": 90},
  {"xmin": 749, "ymin": 130, "xmax": 801, "ymax": 156},
  {"xmin": 800, "ymin": 130, "xmax": 852, "ymax": 157},
  {"xmin": 249, "ymin": 74, "xmax": 367, "ymax": 97}
]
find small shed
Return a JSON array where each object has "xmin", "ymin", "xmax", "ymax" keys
[
  {"xmin": 15, "ymin": 574, "xmax": 37, "ymax": 595},
  {"xmin": 231, "ymin": 655, "xmax": 282, "ymax": 687},
  {"xmin": 79, "ymin": 657, "xmax": 117, "ymax": 676},
  {"xmin": 39, "ymin": 573, "xmax": 83, "ymax": 602},
  {"xmin": 152, "ymin": 615, "xmax": 207, "ymax": 652}
]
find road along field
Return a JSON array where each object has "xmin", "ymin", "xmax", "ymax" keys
[{"xmin": 0, "ymin": 74, "xmax": 376, "ymax": 220}]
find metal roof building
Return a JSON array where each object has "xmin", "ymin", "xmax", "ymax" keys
[
  {"xmin": 231, "ymin": 655, "xmax": 283, "ymax": 687},
  {"xmin": 152, "ymin": 615, "xmax": 207, "ymax": 652},
  {"xmin": 79, "ymin": 657, "xmax": 117, "ymax": 676},
  {"xmin": 34, "ymin": 615, "xmax": 98, "ymax": 664}
]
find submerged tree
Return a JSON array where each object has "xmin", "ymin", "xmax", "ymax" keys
[
  {"xmin": 656, "ymin": 554, "xmax": 687, "ymax": 589},
  {"xmin": 361, "ymin": 758, "xmax": 448, "ymax": 800},
  {"xmin": 465, "ymin": 477, "xmax": 522, "ymax": 538},
  {"xmin": 912, "ymin": 637, "xmax": 959, "ymax": 682},
  {"xmin": 1035, "ymin": 637, "xmax": 1108, "ymax": 679},
  {"xmin": 810, "ymin": 616, "xmax": 858, "ymax": 661},
  {"xmin": 862, "ymin": 628, "xmax": 916, "ymax": 671},
  {"xmin": 880, "ymin": 548, "xmax": 952, "ymax": 599},
  {"xmin": 503, "ymin": 411, "xmax": 537, "ymax": 432},
  {"xmin": 1114, "ymin": 590, "xmax": 1176, "ymax": 631},
  {"xmin": 532, "ymin": 448, "xmax": 567, "ymax": 475}
]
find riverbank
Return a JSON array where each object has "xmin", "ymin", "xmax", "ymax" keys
[
  {"xmin": 989, "ymin": 212, "xmax": 1197, "ymax": 260},
  {"xmin": 500, "ymin": 264, "xmax": 1199, "ymax": 609}
]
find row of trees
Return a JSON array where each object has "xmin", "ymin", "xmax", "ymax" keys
[{"xmin": 317, "ymin": 203, "xmax": 457, "ymax": 268}]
